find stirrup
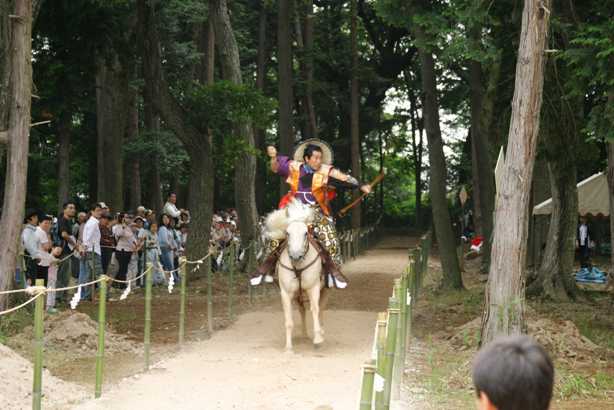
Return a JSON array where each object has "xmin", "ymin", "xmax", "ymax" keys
[
  {"xmin": 251, "ymin": 274, "xmax": 274, "ymax": 286},
  {"xmin": 250, "ymin": 275, "xmax": 263, "ymax": 286},
  {"xmin": 327, "ymin": 274, "xmax": 347, "ymax": 289}
]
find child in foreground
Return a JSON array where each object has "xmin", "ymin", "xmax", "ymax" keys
[{"xmin": 472, "ymin": 335, "xmax": 554, "ymax": 410}]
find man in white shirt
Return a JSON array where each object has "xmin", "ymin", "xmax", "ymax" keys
[
  {"xmin": 34, "ymin": 215, "xmax": 53, "ymax": 285},
  {"xmin": 79, "ymin": 203, "xmax": 104, "ymax": 300},
  {"xmin": 21, "ymin": 209, "xmax": 40, "ymax": 286},
  {"xmin": 163, "ymin": 192, "xmax": 183, "ymax": 219}
]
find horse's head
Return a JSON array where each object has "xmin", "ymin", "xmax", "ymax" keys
[
  {"xmin": 264, "ymin": 199, "xmax": 314, "ymax": 262},
  {"xmin": 286, "ymin": 220, "xmax": 310, "ymax": 262},
  {"xmin": 283, "ymin": 200, "xmax": 315, "ymax": 262}
]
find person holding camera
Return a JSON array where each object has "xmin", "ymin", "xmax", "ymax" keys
[{"xmin": 113, "ymin": 213, "xmax": 137, "ymax": 288}]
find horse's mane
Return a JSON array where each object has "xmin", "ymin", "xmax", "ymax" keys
[{"xmin": 264, "ymin": 199, "xmax": 314, "ymax": 240}]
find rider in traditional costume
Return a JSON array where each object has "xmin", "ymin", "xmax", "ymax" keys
[{"xmin": 250, "ymin": 139, "xmax": 372, "ymax": 289}]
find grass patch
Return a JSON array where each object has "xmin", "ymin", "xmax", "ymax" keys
[
  {"xmin": 575, "ymin": 318, "xmax": 614, "ymax": 351},
  {"xmin": 0, "ymin": 305, "xmax": 33, "ymax": 343},
  {"xmin": 556, "ymin": 370, "xmax": 614, "ymax": 401}
]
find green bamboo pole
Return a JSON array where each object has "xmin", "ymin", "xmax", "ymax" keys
[
  {"xmin": 144, "ymin": 262, "xmax": 153, "ymax": 370},
  {"xmin": 374, "ymin": 311, "xmax": 387, "ymax": 408},
  {"xmin": 95, "ymin": 276, "xmax": 108, "ymax": 398},
  {"xmin": 207, "ymin": 253, "xmax": 214, "ymax": 334},
  {"xmin": 412, "ymin": 248, "xmax": 422, "ymax": 301},
  {"xmin": 178, "ymin": 256, "xmax": 187, "ymax": 345},
  {"xmin": 359, "ymin": 359, "xmax": 377, "ymax": 410},
  {"xmin": 228, "ymin": 243, "xmax": 236, "ymax": 320},
  {"xmin": 382, "ymin": 296, "xmax": 400, "ymax": 410},
  {"xmin": 392, "ymin": 279, "xmax": 404, "ymax": 400},
  {"xmin": 376, "ymin": 312, "xmax": 387, "ymax": 369},
  {"xmin": 32, "ymin": 280, "xmax": 45, "ymax": 410},
  {"xmin": 406, "ymin": 263, "xmax": 415, "ymax": 340}
]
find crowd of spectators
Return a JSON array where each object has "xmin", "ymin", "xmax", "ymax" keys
[{"xmin": 17, "ymin": 193, "xmax": 241, "ymax": 314}]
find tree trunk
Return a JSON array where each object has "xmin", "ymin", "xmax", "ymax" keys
[
  {"xmin": 0, "ymin": 0, "xmax": 32, "ymax": 309},
  {"xmin": 608, "ymin": 140, "xmax": 614, "ymax": 282},
  {"xmin": 254, "ymin": 0, "xmax": 268, "ymax": 214},
  {"xmin": 378, "ymin": 131, "xmax": 384, "ymax": 216},
  {"xmin": 411, "ymin": 19, "xmax": 463, "ymax": 288},
  {"xmin": 407, "ymin": 77, "xmax": 424, "ymax": 226},
  {"xmin": 95, "ymin": 53, "xmax": 129, "ymax": 210},
  {"xmin": 211, "ymin": 0, "xmax": 259, "ymax": 250},
  {"xmin": 468, "ymin": 23, "xmax": 496, "ymax": 273},
  {"xmin": 470, "ymin": 129, "xmax": 483, "ymax": 235},
  {"xmin": 527, "ymin": 160, "xmax": 577, "ymax": 300},
  {"xmin": 57, "ymin": 111, "xmax": 71, "ymax": 213},
  {"xmin": 294, "ymin": 0, "xmax": 317, "ymax": 139},
  {"xmin": 140, "ymin": 7, "xmax": 163, "ymax": 214},
  {"xmin": 138, "ymin": 0, "xmax": 214, "ymax": 260},
  {"xmin": 607, "ymin": 91, "xmax": 614, "ymax": 283},
  {"xmin": 0, "ymin": 3, "xmax": 9, "ymax": 193},
  {"xmin": 127, "ymin": 92, "xmax": 141, "ymax": 211},
  {"xmin": 278, "ymin": 0, "xmax": 294, "ymax": 197},
  {"xmin": 481, "ymin": 0, "xmax": 551, "ymax": 344},
  {"xmin": 350, "ymin": 0, "xmax": 361, "ymax": 229}
]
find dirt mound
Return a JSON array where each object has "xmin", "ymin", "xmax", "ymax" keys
[
  {"xmin": 11, "ymin": 311, "xmax": 141, "ymax": 356},
  {"xmin": 0, "ymin": 343, "xmax": 87, "ymax": 410},
  {"xmin": 449, "ymin": 314, "xmax": 605, "ymax": 362}
]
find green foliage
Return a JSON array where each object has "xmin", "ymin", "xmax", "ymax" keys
[
  {"xmin": 560, "ymin": 7, "xmax": 614, "ymax": 141},
  {"xmin": 182, "ymin": 81, "xmax": 275, "ymax": 136}
]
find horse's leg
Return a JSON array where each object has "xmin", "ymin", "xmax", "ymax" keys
[
  {"xmin": 297, "ymin": 295, "xmax": 308, "ymax": 339},
  {"xmin": 319, "ymin": 287, "xmax": 329, "ymax": 334},
  {"xmin": 307, "ymin": 285, "xmax": 324, "ymax": 346},
  {"xmin": 280, "ymin": 287, "xmax": 294, "ymax": 351}
]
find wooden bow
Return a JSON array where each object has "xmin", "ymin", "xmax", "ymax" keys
[{"xmin": 337, "ymin": 172, "xmax": 385, "ymax": 218}]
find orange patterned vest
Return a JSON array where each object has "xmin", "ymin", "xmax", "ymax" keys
[{"xmin": 286, "ymin": 161, "xmax": 334, "ymax": 216}]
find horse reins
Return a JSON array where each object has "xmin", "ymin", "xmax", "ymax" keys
[{"xmin": 278, "ymin": 232, "xmax": 324, "ymax": 305}]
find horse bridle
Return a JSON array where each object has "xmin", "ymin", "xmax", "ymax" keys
[{"xmin": 279, "ymin": 231, "xmax": 322, "ymax": 278}]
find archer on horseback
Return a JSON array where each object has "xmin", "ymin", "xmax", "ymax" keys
[{"xmin": 250, "ymin": 138, "xmax": 372, "ymax": 289}]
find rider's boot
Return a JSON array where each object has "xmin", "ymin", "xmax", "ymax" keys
[
  {"xmin": 249, "ymin": 242, "xmax": 284, "ymax": 286},
  {"xmin": 322, "ymin": 252, "xmax": 348, "ymax": 289}
]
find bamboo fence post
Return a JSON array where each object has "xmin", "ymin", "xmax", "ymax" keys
[
  {"xmin": 95, "ymin": 276, "xmax": 108, "ymax": 398},
  {"xmin": 32, "ymin": 280, "xmax": 45, "ymax": 410},
  {"xmin": 376, "ymin": 312, "xmax": 387, "ymax": 368},
  {"xmin": 407, "ymin": 262, "xmax": 416, "ymax": 340},
  {"xmin": 412, "ymin": 248, "xmax": 422, "ymax": 301},
  {"xmin": 359, "ymin": 359, "xmax": 377, "ymax": 410},
  {"xmin": 178, "ymin": 256, "xmax": 187, "ymax": 345},
  {"xmin": 144, "ymin": 262, "xmax": 153, "ymax": 370},
  {"xmin": 207, "ymin": 252, "xmax": 214, "ymax": 334},
  {"xmin": 374, "ymin": 311, "xmax": 387, "ymax": 408},
  {"xmin": 382, "ymin": 296, "xmax": 400, "ymax": 409},
  {"xmin": 228, "ymin": 242, "xmax": 236, "ymax": 320},
  {"xmin": 392, "ymin": 279, "xmax": 404, "ymax": 400}
]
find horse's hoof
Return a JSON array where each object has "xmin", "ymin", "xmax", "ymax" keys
[
  {"xmin": 284, "ymin": 347, "xmax": 294, "ymax": 355},
  {"xmin": 313, "ymin": 341, "xmax": 324, "ymax": 349}
]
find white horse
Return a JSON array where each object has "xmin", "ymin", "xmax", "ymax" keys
[{"xmin": 265, "ymin": 200, "xmax": 328, "ymax": 351}]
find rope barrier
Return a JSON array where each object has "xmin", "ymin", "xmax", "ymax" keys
[
  {"xmin": 107, "ymin": 266, "xmax": 153, "ymax": 285},
  {"xmin": 0, "ymin": 293, "xmax": 43, "ymax": 316}
]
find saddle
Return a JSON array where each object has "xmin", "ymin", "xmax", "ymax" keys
[{"xmin": 251, "ymin": 233, "xmax": 342, "ymax": 281}]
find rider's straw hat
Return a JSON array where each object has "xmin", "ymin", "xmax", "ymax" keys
[{"xmin": 292, "ymin": 138, "xmax": 334, "ymax": 165}]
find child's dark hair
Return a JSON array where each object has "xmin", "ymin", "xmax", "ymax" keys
[{"xmin": 472, "ymin": 335, "xmax": 554, "ymax": 410}]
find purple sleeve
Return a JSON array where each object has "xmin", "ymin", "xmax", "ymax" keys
[{"xmin": 276, "ymin": 155, "xmax": 291, "ymax": 178}]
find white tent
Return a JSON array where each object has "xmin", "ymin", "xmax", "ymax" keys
[{"xmin": 533, "ymin": 172, "xmax": 610, "ymax": 216}]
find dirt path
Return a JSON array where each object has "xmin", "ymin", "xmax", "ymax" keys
[{"xmin": 72, "ymin": 235, "xmax": 414, "ymax": 410}]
